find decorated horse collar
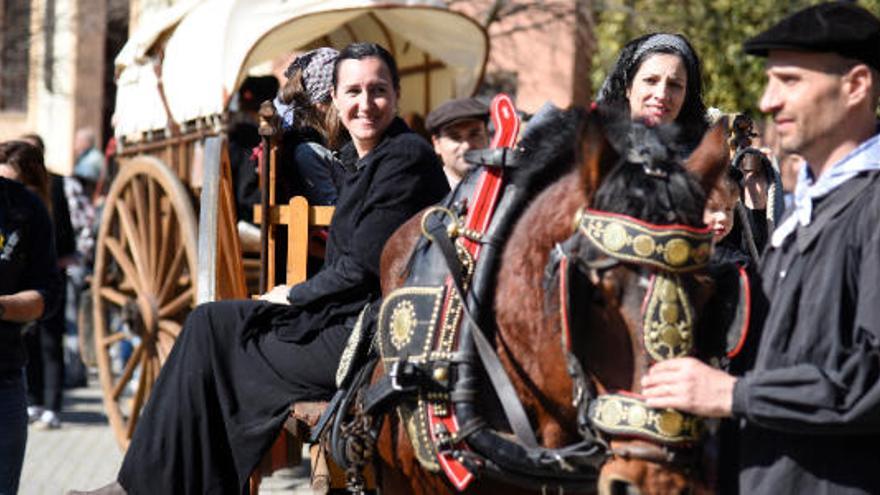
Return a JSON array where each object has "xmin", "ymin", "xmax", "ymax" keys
[{"xmin": 575, "ymin": 208, "xmax": 712, "ymax": 273}]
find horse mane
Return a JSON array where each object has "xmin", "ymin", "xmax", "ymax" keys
[
  {"xmin": 509, "ymin": 105, "xmax": 590, "ymax": 199},
  {"xmin": 592, "ymin": 121, "xmax": 707, "ymax": 226},
  {"xmin": 509, "ymin": 105, "xmax": 706, "ymax": 227}
]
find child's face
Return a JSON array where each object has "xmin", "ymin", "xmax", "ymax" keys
[{"xmin": 703, "ymin": 185, "xmax": 738, "ymax": 242}]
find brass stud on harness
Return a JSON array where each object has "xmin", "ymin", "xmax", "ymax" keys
[
  {"xmin": 632, "ymin": 235, "xmax": 656, "ymax": 257},
  {"xmin": 433, "ymin": 366, "xmax": 448, "ymax": 382}
]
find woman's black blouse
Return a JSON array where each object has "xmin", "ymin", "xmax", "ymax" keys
[{"xmin": 272, "ymin": 118, "xmax": 448, "ymax": 341}]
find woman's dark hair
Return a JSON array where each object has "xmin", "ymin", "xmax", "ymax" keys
[
  {"xmin": 279, "ymin": 65, "xmax": 343, "ymax": 149},
  {"xmin": 597, "ymin": 33, "xmax": 708, "ymax": 151},
  {"xmin": 0, "ymin": 140, "xmax": 51, "ymax": 211},
  {"xmin": 332, "ymin": 42, "xmax": 400, "ymax": 91},
  {"xmin": 20, "ymin": 133, "xmax": 46, "ymax": 154}
]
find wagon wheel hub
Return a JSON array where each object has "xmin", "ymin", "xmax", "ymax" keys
[{"xmin": 134, "ymin": 294, "xmax": 160, "ymax": 340}]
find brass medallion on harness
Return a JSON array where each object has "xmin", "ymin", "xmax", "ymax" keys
[{"xmin": 589, "ymin": 394, "xmax": 702, "ymax": 444}]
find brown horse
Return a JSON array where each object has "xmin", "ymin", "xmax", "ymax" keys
[{"xmin": 373, "ymin": 109, "xmax": 729, "ymax": 495}]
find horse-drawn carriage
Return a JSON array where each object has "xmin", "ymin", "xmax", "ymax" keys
[
  {"xmin": 95, "ymin": 0, "xmax": 488, "ymax": 458},
  {"xmin": 96, "ymin": 1, "xmax": 750, "ymax": 493}
]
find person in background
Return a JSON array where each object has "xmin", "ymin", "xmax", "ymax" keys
[
  {"xmin": 704, "ymin": 167, "xmax": 748, "ymax": 264},
  {"xmin": 64, "ymin": 132, "xmax": 100, "ymax": 384},
  {"xmin": 727, "ymin": 115, "xmax": 785, "ymax": 256},
  {"xmin": 72, "ymin": 127, "xmax": 106, "ymax": 203},
  {"xmin": 597, "ymin": 32, "xmax": 708, "ymax": 153},
  {"xmin": 269, "ymin": 48, "xmax": 346, "ymax": 278},
  {"xmin": 642, "ymin": 4, "xmax": 880, "ymax": 493},
  {"xmin": 274, "ymin": 47, "xmax": 344, "ymax": 206},
  {"xmin": 0, "ymin": 140, "xmax": 59, "ymax": 494},
  {"xmin": 425, "ymin": 97, "xmax": 490, "ymax": 187},
  {"xmin": 18, "ymin": 135, "xmax": 78, "ymax": 429},
  {"xmin": 228, "ymin": 75, "xmax": 279, "ymax": 224},
  {"xmin": 226, "ymin": 75, "xmax": 280, "ymax": 252}
]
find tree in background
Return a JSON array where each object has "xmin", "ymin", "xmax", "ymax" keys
[{"xmin": 452, "ymin": 0, "xmax": 880, "ymax": 115}]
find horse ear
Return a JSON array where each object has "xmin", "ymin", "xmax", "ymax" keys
[
  {"xmin": 579, "ymin": 110, "xmax": 620, "ymax": 197},
  {"xmin": 686, "ymin": 118, "xmax": 730, "ymax": 194}
]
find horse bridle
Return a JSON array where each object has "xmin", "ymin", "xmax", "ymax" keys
[{"xmin": 562, "ymin": 207, "xmax": 713, "ymax": 466}]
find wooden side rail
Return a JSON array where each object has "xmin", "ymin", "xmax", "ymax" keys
[{"xmin": 253, "ymin": 196, "xmax": 335, "ymax": 286}]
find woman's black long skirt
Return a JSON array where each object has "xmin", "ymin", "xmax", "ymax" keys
[{"xmin": 117, "ymin": 300, "xmax": 349, "ymax": 494}]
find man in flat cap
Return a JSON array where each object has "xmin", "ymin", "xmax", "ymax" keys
[
  {"xmin": 426, "ymin": 98, "xmax": 490, "ymax": 187},
  {"xmin": 642, "ymin": 3, "xmax": 880, "ymax": 493}
]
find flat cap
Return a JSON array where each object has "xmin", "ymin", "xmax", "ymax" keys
[
  {"xmin": 743, "ymin": 2, "xmax": 880, "ymax": 70},
  {"xmin": 426, "ymin": 98, "xmax": 489, "ymax": 135}
]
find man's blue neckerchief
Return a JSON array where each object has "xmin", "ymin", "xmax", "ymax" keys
[{"xmin": 771, "ymin": 131, "xmax": 880, "ymax": 247}]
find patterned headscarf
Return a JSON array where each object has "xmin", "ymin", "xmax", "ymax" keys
[
  {"xmin": 274, "ymin": 47, "xmax": 339, "ymax": 129},
  {"xmin": 285, "ymin": 47, "xmax": 339, "ymax": 104}
]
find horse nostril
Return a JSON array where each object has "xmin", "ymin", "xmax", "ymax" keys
[{"xmin": 609, "ymin": 479, "xmax": 641, "ymax": 495}]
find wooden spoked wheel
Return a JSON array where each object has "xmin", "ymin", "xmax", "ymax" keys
[{"xmin": 92, "ymin": 157, "xmax": 198, "ymax": 449}]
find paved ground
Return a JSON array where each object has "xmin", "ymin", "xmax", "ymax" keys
[{"xmin": 18, "ymin": 373, "xmax": 313, "ymax": 495}]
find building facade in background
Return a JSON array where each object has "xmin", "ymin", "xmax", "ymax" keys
[
  {"xmin": 0, "ymin": 0, "xmax": 127, "ymax": 175},
  {"xmin": 455, "ymin": 0, "xmax": 594, "ymax": 113}
]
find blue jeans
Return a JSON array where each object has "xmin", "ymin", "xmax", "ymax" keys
[{"xmin": 0, "ymin": 370, "xmax": 27, "ymax": 495}]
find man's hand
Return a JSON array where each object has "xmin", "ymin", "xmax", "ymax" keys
[
  {"xmin": 641, "ymin": 357, "xmax": 736, "ymax": 418},
  {"xmin": 259, "ymin": 285, "xmax": 291, "ymax": 305},
  {"xmin": 0, "ymin": 291, "xmax": 45, "ymax": 322},
  {"xmin": 743, "ymin": 168, "xmax": 768, "ymax": 209},
  {"xmin": 740, "ymin": 149, "xmax": 773, "ymax": 210}
]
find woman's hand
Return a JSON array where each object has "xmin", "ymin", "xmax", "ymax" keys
[{"xmin": 259, "ymin": 285, "xmax": 291, "ymax": 305}]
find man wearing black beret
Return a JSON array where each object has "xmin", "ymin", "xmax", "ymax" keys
[
  {"xmin": 641, "ymin": 3, "xmax": 880, "ymax": 493},
  {"xmin": 425, "ymin": 98, "xmax": 490, "ymax": 187}
]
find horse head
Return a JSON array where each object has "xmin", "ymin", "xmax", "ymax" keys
[
  {"xmin": 574, "ymin": 117, "xmax": 729, "ymax": 495},
  {"xmin": 495, "ymin": 111, "xmax": 729, "ymax": 495}
]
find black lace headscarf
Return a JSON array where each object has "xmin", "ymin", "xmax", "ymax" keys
[{"xmin": 597, "ymin": 33, "xmax": 708, "ymax": 153}]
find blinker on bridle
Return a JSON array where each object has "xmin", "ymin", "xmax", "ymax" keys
[
  {"xmin": 573, "ymin": 207, "xmax": 712, "ymax": 273},
  {"xmin": 570, "ymin": 207, "xmax": 713, "ymax": 447}
]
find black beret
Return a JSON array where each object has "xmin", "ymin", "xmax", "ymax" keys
[
  {"xmin": 743, "ymin": 2, "xmax": 880, "ymax": 71},
  {"xmin": 425, "ymin": 98, "xmax": 489, "ymax": 135}
]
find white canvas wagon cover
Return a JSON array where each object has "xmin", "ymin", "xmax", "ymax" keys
[{"xmin": 114, "ymin": 0, "xmax": 488, "ymax": 140}]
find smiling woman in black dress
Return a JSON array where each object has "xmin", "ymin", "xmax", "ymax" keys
[{"xmin": 75, "ymin": 42, "xmax": 449, "ymax": 495}]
